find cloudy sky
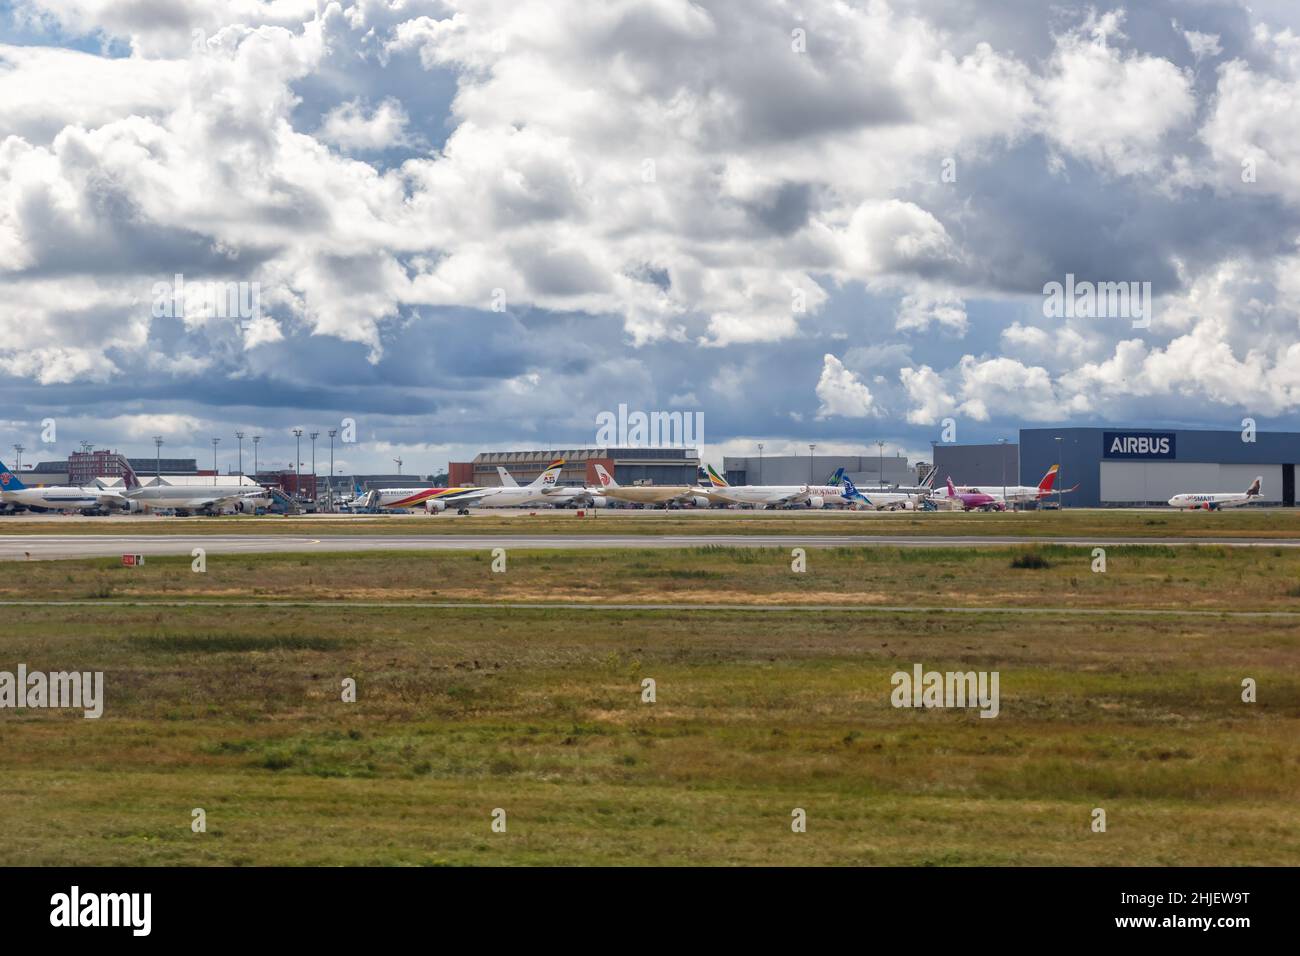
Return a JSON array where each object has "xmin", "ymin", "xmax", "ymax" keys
[{"xmin": 2, "ymin": 0, "xmax": 1299, "ymax": 477}]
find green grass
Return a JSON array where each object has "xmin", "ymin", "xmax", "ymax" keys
[
  {"xmin": 2, "ymin": 543, "xmax": 1300, "ymax": 612},
  {"xmin": 0, "ymin": 603, "xmax": 1296, "ymax": 865},
  {"xmin": 4, "ymin": 506, "xmax": 1300, "ymax": 538}
]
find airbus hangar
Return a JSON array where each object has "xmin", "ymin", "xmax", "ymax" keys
[{"xmin": 1019, "ymin": 427, "xmax": 1298, "ymax": 507}]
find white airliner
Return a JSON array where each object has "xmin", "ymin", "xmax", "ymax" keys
[
  {"xmin": 591, "ymin": 463, "xmax": 694, "ymax": 505},
  {"xmin": 497, "ymin": 464, "xmax": 608, "ymax": 508},
  {"xmin": 369, "ymin": 461, "xmax": 567, "ymax": 513},
  {"xmin": 120, "ymin": 465, "xmax": 270, "ymax": 516},
  {"xmin": 1168, "ymin": 477, "xmax": 1262, "ymax": 510},
  {"xmin": 0, "ymin": 460, "xmax": 127, "ymax": 514},
  {"xmin": 694, "ymin": 465, "xmax": 870, "ymax": 509},
  {"xmin": 940, "ymin": 466, "xmax": 1078, "ymax": 507},
  {"xmin": 470, "ymin": 459, "xmax": 568, "ymax": 507}
]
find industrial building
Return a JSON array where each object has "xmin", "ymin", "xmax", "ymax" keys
[
  {"xmin": 932, "ymin": 442, "xmax": 1020, "ymax": 490},
  {"xmin": 457, "ymin": 448, "xmax": 700, "ymax": 487},
  {"xmin": 1021, "ymin": 427, "xmax": 1298, "ymax": 507},
  {"xmin": 26, "ymin": 451, "xmax": 200, "ymax": 486},
  {"xmin": 722, "ymin": 452, "xmax": 911, "ymax": 488}
]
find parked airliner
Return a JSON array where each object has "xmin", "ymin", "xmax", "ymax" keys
[
  {"xmin": 0, "ymin": 460, "xmax": 126, "ymax": 514},
  {"xmin": 1168, "ymin": 477, "xmax": 1262, "ymax": 510},
  {"xmin": 591, "ymin": 463, "xmax": 695, "ymax": 505}
]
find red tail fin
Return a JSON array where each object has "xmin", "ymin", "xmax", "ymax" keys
[{"xmin": 1037, "ymin": 465, "xmax": 1059, "ymax": 495}]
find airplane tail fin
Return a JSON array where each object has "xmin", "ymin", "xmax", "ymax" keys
[
  {"xmin": 0, "ymin": 460, "xmax": 26, "ymax": 491},
  {"xmin": 825, "ymin": 466, "xmax": 846, "ymax": 486},
  {"xmin": 1247, "ymin": 476, "xmax": 1262, "ymax": 497},
  {"xmin": 945, "ymin": 476, "xmax": 956, "ymax": 497},
  {"xmin": 1037, "ymin": 464, "xmax": 1060, "ymax": 495},
  {"xmin": 705, "ymin": 464, "xmax": 729, "ymax": 488},
  {"xmin": 530, "ymin": 458, "xmax": 565, "ymax": 488},
  {"xmin": 497, "ymin": 466, "xmax": 519, "ymax": 488},
  {"xmin": 842, "ymin": 476, "xmax": 870, "ymax": 504},
  {"xmin": 121, "ymin": 460, "xmax": 141, "ymax": 491},
  {"xmin": 922, "ymin": 468, "xmax": 937, "ymax": 491},
  {"xmin": 593, "ymin": 463, "xmax": 618, "ymax": 488}
]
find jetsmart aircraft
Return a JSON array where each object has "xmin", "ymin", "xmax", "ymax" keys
[
  {"xmin": 0, "ymin": 460, "xmax": 127, "ymax": 515},
  {"xmin": 1168, "ymin": 477, "xmax": 1262, "ymax": 510}
]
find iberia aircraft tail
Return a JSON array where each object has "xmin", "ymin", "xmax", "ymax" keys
[{"xmin": 1035, "ymin": 464, "xmax": 1059, "ymax": 496}]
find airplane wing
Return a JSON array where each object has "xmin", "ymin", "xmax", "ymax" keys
[
  {"xmin": 435, "ymin": 488, "xmax": 499, "ymax": 507},
  {"xmin": 771, "ymin": 489, "xmax": 814, "ymax": 507},
  {"xmin": 687, "ymin": 487, "xmax": 740, "ymax": 504},
  {"xmin": 193, "ymin": 489, "xmax": 270, "ymax": 508}
]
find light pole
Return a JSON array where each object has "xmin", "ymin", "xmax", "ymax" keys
[
  {"xmin": 252, "ymin": 435, "xmax": 261, "ymax": 476},
  {"xmin": 210, "ymin": 438, "xmax": 220, "ymax": 485},
  {"xmin": 310, "ymin": 432, "xmax": 319, "ymax": 502},
  {"xmin": 876, "ymin": 439, "xmax": 886, "ymax": 489},
  {"xmin": 328, "ymin": 429, "xmax": 337, "ymax": 512},
  {"xmin": 999, "ymin": 437, "xmax": 1008, "ymax": 512},
  {"xmin": 12, "ymin": 444, "xmax": 22, "ymax": 472},
  {"xmin": 757, "ymin": 442, "xmax": 764, "ymax": 484},
  {"xmin": 1054, "ymin": 436, "xmax": 1063, "ymax": 510},
  {"xmin": 153, "ymin": 436, "xmax": 163, "ymax": 481},
  {"xmin": 235, "ymin": 432, "xmax": 244, "ymax": 480},
  {"xmin": 394, "ymin": 457, "xmax": 403, "ymax": 475},
  {"xmin": 808, "ymin": 443, "xmax": 816, "ymax": 484},
  {"xmin": 293, "ymin": 429, "xmax": 303, "ymax": 500}
]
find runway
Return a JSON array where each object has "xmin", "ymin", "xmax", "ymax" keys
[
  {"xmin": 2, "ymin": 533, "xmax": 1300, "ymax": 560},
  {"xmin": 0, "ymin": 598, "xmax": 1293, "ymax": 618}
]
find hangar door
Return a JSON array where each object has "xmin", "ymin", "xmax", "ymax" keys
[{"xmin": 1100, "ymin": 462, "xmax": 1283, "ymax": 505}]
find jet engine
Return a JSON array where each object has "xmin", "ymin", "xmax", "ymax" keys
[{"xmin": 807, "ymin": 495, "xmax": 824, "ymax": 509}]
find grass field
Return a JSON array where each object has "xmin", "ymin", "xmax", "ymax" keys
[
  {"xmin": 0, "ymin": 541, "xmax": 1297, "ymax": 865},
  {"xmin": 3, "ymin": 506, "xmax": 1300, "ymax": 538},
  {"xmin": 3, "ymin": 543, "xmax": 1300, "ymax": 611}
]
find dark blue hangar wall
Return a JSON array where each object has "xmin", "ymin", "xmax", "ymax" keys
[{"xmin": 1020, "ymin": 427, "xmax": 1300, "ymax": 507}]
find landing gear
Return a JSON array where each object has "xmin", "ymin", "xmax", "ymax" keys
[{"xmin": 456, "ymin": 508, "xmax": 471, "ymax": 516}]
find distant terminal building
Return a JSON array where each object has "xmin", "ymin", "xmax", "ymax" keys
[
  {"xmin": 932, "ymin": 442, "xmax": 1020, "ymax": 489},
  {"xmin": 30, "ymin": 451, "xmax": 199, "ymax": 486},
  {"xmin": 255, "ymin": 469, "xmax": 317, "ymax": 500},
  {"xmin": 457, "ymin": 448, "xmax": 701, "ymax": 487},
  {"xmin": 316, "ymin": 474, "xmax": 434, "ymax": 500},
  {"xmin": 722, "ymin": 452, "xmax": 911, "ymax": 488},
  {"xmin": 1021, "ymin": 426, "xmax": 1300, "ymax": 507}
]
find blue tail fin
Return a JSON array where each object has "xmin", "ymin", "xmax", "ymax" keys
[
  {"xmin": 842, "ymin": 476, "xmax": 869, "ymax": 504},
  {"xmin": 0, "ymin": 460, "xmax": 27, "ymax": 491},
  {"xmin": 825, "ymin": 466, "xmax": 846, "ymax": 486}
]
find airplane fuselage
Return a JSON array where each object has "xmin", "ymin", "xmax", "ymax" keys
[{"xmin": 1168, "ymin": 493, "xmax": 1254, "ymax": 510}]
